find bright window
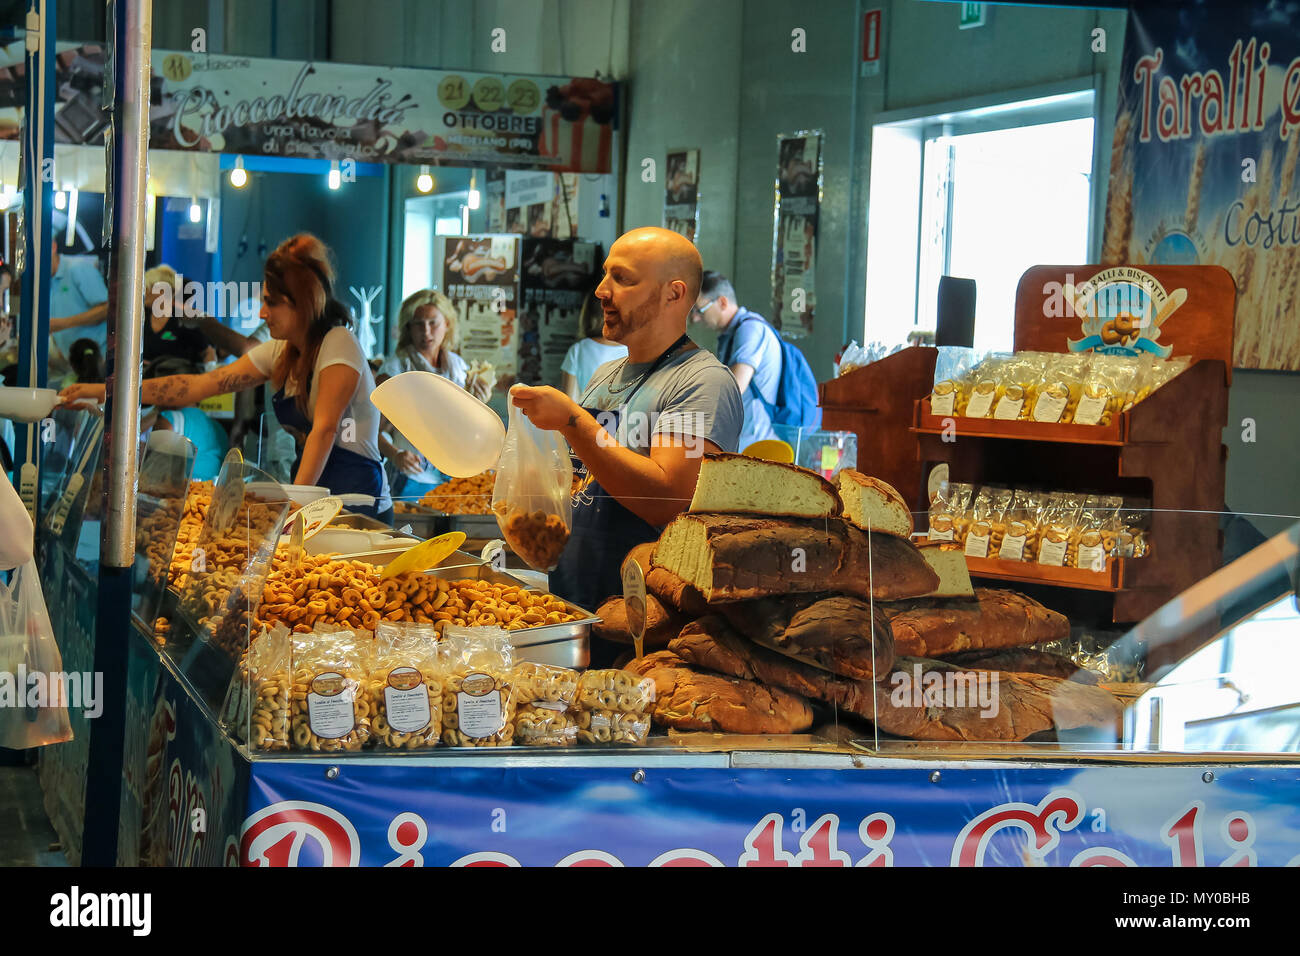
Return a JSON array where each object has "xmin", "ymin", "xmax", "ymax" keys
[{"xmin": 866, "ymin": 86, "xmax": 1097, "ymax": 352}]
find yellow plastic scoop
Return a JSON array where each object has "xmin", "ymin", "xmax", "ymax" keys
[
  {"xmin": 380, "ymin": 531, "xmax": 467, "ymax": 580},
  {"xmin": 743, "ymin": 438, "xmax": 795, "ymax": 463}
]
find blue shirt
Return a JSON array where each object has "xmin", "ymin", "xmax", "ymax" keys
[
  {"xmin": 161, "ymin": 408, "xmax": 230, "ymax": 483},
  {"xmin": 716, "ymin": 308, "xmax": 780, "ymax": 451},
  {"xmin": 50, "ymin": 255, "xmax": 109, "ymax": 358}
]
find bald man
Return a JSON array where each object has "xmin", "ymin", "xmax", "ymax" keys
[{"xmin": 511, "ymin": 227, "xmax": 743, "ymax": 614}]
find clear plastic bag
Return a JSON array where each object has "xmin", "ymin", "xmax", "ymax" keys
[
  {"xmin": 512, "ymin": 661, "xmax": 579, "ymax": 747},
  {"xmin": 290, "ymin": 629, "xmax": 372, "ymax": 752},
  {"xmin": 440, "ymin": 625, "xmax": 516, "ymax": 746},
  {"xmin": 574, "ymin": 669, "xmax": 656, "ymax": 745},
  {"xmin": 492, "ymin": 395, "xmax": 574, "ymax": 572},
  {"xmin": 0, "ymin": 560, "xmax": 74, "ymax": 749},
  {"xmin": 369, "ymin": 622, "xmax": 444, "ymax": 750}
]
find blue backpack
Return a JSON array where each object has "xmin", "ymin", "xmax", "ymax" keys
[{"xmin": 730, "ymin": 313, "xmax": 823, "ymax": 430}]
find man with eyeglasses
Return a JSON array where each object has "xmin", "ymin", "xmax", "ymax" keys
[{"xmin": 692, "ymin": 270, "xmax": 780, "ymax": 452}]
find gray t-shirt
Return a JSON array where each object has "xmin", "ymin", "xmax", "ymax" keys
[{"xmin": 579, "ymin": 344, "xmax": 743, "ymax": 458}]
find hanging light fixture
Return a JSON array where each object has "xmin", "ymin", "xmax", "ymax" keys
[
  {"xmin": 328, "ymin": 160, "xmax": 341, "ymax": 190},
  {"xmin": 54, "ymin": 190, "xmax": 66, "ymax": 210},
  {"xmin": 229, "ymin": 155, "xmax": 248, "ymax": 188},
  {"xmin": 416, "ymin": 165, "xmax": 434, "ymax": 194},
  {"xmin": 467, "ymin": 170, "xmax": 480, "ymax": 209},
  {"xmin": 189, "ymin": 197, "xmax": 202, "ymax": 223}
]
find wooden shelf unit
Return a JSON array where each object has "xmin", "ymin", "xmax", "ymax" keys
[
  {"xmin": 819, "ymin": 346, "xmax": 937, "ymax": 514},
  {"xmin": 912, "ymin": 263, "xmax": 1236, "ymax": 626}
]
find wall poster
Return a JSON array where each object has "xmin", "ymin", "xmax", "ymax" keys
[
  {"xmin": 664, "ymin": 148, "xmax": 700, "ymax": 242},
  {"xmin": 772, "ymin": 130, "xmax": 822, "ymax": 339}
]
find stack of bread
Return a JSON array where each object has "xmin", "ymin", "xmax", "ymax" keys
[{"xmin": 596, "ymin": 455, "xmax": 1122, "ymax": 742}]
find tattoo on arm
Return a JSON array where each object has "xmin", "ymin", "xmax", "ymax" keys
[
  {"xmin": 566, "ymin": 414, "xmax": 579, "ymax": 428},
  {"xmin": 215, "ymin": 370, "xmax": 262, "ymax": 393}
]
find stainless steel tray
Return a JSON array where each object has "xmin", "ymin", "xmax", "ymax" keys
[
  {"xmin": 448, "ymin": 513, "xmax": 502, "ymax": 539},
  {"xmin": 330, "ymin": 511, "xmax": 394, "ymax": 531}
]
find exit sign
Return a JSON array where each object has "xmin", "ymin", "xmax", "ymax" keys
[{"xmin": 959, "ymin": 2, "xmax": 985, "ymax": 29}]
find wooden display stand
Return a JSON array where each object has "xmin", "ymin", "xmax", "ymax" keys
[
  {"xmin": 820, "ymin": 346, "xmax": 937, "ymax": 513},
  {"xmin": 912, "ymin": 264, "xmax": 1235, "ymax": 628}
]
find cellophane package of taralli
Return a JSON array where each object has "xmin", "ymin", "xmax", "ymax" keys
[
  {"xmin": 998, "ymin": 489, "xmax": 1045, "ymax": 562},
  {"xmin": 959, "ymin": 354, "xmax": 1011, "ymax": 418},
  {"xmin": 965, "ymin": 486, "xmax": 1013, "ymax": 559},
  {"xmin": 1074, "ymin": 355, "xmax": 1142, "ymax": 426},
  {"xmin": 245, "ymin": 624, "xmax": 291, "ymax": 751},
  {"xmin": 492, "ymin": 394, "xmax": 574, "ymax": 572},
  {"xmin": 575, "ymin": 669, "xmax": 655, "ymax": 745},
  {"xmin": 512, "ymin": 661, "xmax": 579, "ymax": 747},
  {"xmin": 440, "ymin": 625, "xmax": 515, "ymax": 746},
  {"xmin": 992, "ymin": 352, "xmax": 1051, "ymax": 421},
  {"xmin": 369, "ymin": 622, "xmax": 444, "ymax": 750},
  {"xmin": 290, "ymin": 628, "xmax": 372, "ymax": 752},
  {"xmin": 1036, "ymin": 492, "xmax": 1085, "ymax": 567},
  {"xmin": 1032, "ymin": 352, "xmax": 1090, "ymax": 423},
  {"xmin": 927, "ymin": 482, "xmax": 958, "ymax": 542}
]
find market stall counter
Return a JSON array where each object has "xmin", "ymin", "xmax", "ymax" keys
[{"xmin": 37, "ymin": 434, "xmax": 1300, "ymax": 866}]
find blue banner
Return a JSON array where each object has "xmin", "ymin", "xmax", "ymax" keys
[
  {"xmin": 1108, "ymin": 4, "xmax": 1300, "ymax": 369},
  {"xmin": 242, "ymin": 761, "xmax": 1300, "ymax": 867}
]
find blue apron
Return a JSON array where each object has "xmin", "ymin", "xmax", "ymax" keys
[
  {"xmin": 549, "ymin": 334, "xmax": 692, "ymax": 613},
  {"xmin": 272, "ymin": 387, "xmax": 393, "ymax": 525}
]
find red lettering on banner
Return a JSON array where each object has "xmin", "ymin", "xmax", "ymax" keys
[
  {"xmin": 794, "ymin": 814, "xmax": 851, "ymax": 867},
  {"xmin": 450, "ymin": 851, "xmax": 520, "ymax": 867},
  {"xmin": 739, "ymin": 813, "xmax": 796, "ymax": 867},
  {"xmin": 951, "ymin": 790, "xmax": 1085, "ymax": 867},
  {"xmin": 240, "ymin": 801, "xmax": 361, "ymax": 867},
  {"xmin": 648, "ymin": 849, "xmax": 725, "ymax": 867},
  {"xmin": 1162, "ymin": 803, "xmax": 1205, "ymax": 867},
  {"xmin": 1134, "ymin": 50, "xmax": 1164, "ymax": 142},
  {"xmin": 857, "ymin": 813, "xmax": 895, "ymax": 867},
  {"xmin": 1220, "ymin": 812, "xmax": 1257, "ymax": 868},
  {"xmin": 1070, "ymin": 847, "xmax": 1137, "ymax": 867},
  {"xmin": 556, "ymin": 850, "xmax": 624, "ymax": 867}
]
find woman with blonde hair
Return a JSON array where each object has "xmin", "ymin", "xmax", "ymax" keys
[
  {"xmin": 377, "ymin": 289, "xmax": 488, "ymax": 501},
  {"xmin": 61, "ymin": 234, "xmax": 393, "ymax": 521}
]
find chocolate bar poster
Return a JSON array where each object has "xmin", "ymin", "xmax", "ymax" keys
[
  {"xmin": 0, "ymin": 44, "xmax": 617, "ymax": 173},
  {"xmin": 772, "ymin": 131, "xmax": 822, "ymax": 339},
  {"xmin": 1105, "ymin": 5, "xmax": 1300, "ymax": 369},
  {"xmin": 518, "ymin": 238, "xmax": 601, "ymax": 387},
  {"xmin": 439, "ymin": 235, "xmax": 520, "ymax": 415},
  {"xmin": 504, "ymin": 171, "xmax": 579, "ymax": 239},
  {"xmin": 664, "ymin": 148, "xmax": 700, "ymax": 242}
]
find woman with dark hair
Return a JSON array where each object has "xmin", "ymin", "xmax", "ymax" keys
[
  {"xmin": 68, "ymin": 337, "xmax": 105, "ymax": 383},
  {"xmin": 59, "ymin": 233, "xmax": 392, "ymax": 521}
]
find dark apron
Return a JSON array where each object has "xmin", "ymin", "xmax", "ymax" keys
[
  {"xmin": 272, "ymin": 388, "xmax": 392, "ymax": 524},
  {"xmin": 549, "ymin": 334, "xmax": 691, "ymax": 613}
]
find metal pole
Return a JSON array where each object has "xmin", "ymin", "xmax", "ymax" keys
[
  {"xmin": 82, "ymin": 0, "xmax": 150, "ymax": 868},
  {"xmin": 16, "ymin": 0, "xmax": 55, "ymax": 521},
  {"xmin": 101, "ymin": 0, "xmax": 151, "ymax": 569}
]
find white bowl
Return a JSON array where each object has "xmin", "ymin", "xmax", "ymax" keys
[
  {"xmin": 0, "ymin": 387, "xmax": 60, "ymax": 423},
  {"xmin": 370, "ymin": 372, "xmax": 505, "ymax": 478},
  {"xmin": 304, "ymin": 528, "xmax": 374, "ymax": 556},
  {"xmin": 283, "ymin": 484, "xmax": 331, "ymax": 507}
]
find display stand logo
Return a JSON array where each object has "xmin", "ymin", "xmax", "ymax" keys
[{"xmin": 1045, "ymin": 268, "xmax": 1184, "ymax": 358}]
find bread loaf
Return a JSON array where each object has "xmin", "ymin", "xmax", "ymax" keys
[
  {"xmin": 941, "ymin": 647, "xmax": 1103, "ymax": 683},
  {"xmin": 623, "ymin": 542, "xmax": 656, "ymax": 577},
  {"xmin": 654, "ymin": 514, "xmax": 938, "ymax": 603},
  {"xmin": 645, "ymin": 565, "xmax": 710, "ymax": 616},
  {"xmin": 593, "ymin": 593, "xmax": 685, "ymax": 650},
  {"xmin": 689, "ymin": 453, "xmax": 843, "ymax": 519},
  {"xmin": 917, "ymin": 541, "xmax": 975, "ymax": 598},
  {"xmin": 876, "ymin": 657, "xmax": 1122, "ymax": 741},
  {"xmin": 835, "ymin": 470, "xmax": 913, "ymax": 536},
  {"xmin": 719, "ymin": 594, "xmax": 894, "ymax": 681},
  {"xmin": 882, "ymin": 588, "xmax": 1069, "ymax": 657},
  {"xmin": 624, "ymin": 649, "xmax": 815, "ymax": 734},
  {"xmin": 665, "ymin": 620, "xmax": 1119, "ymax": 742}
]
